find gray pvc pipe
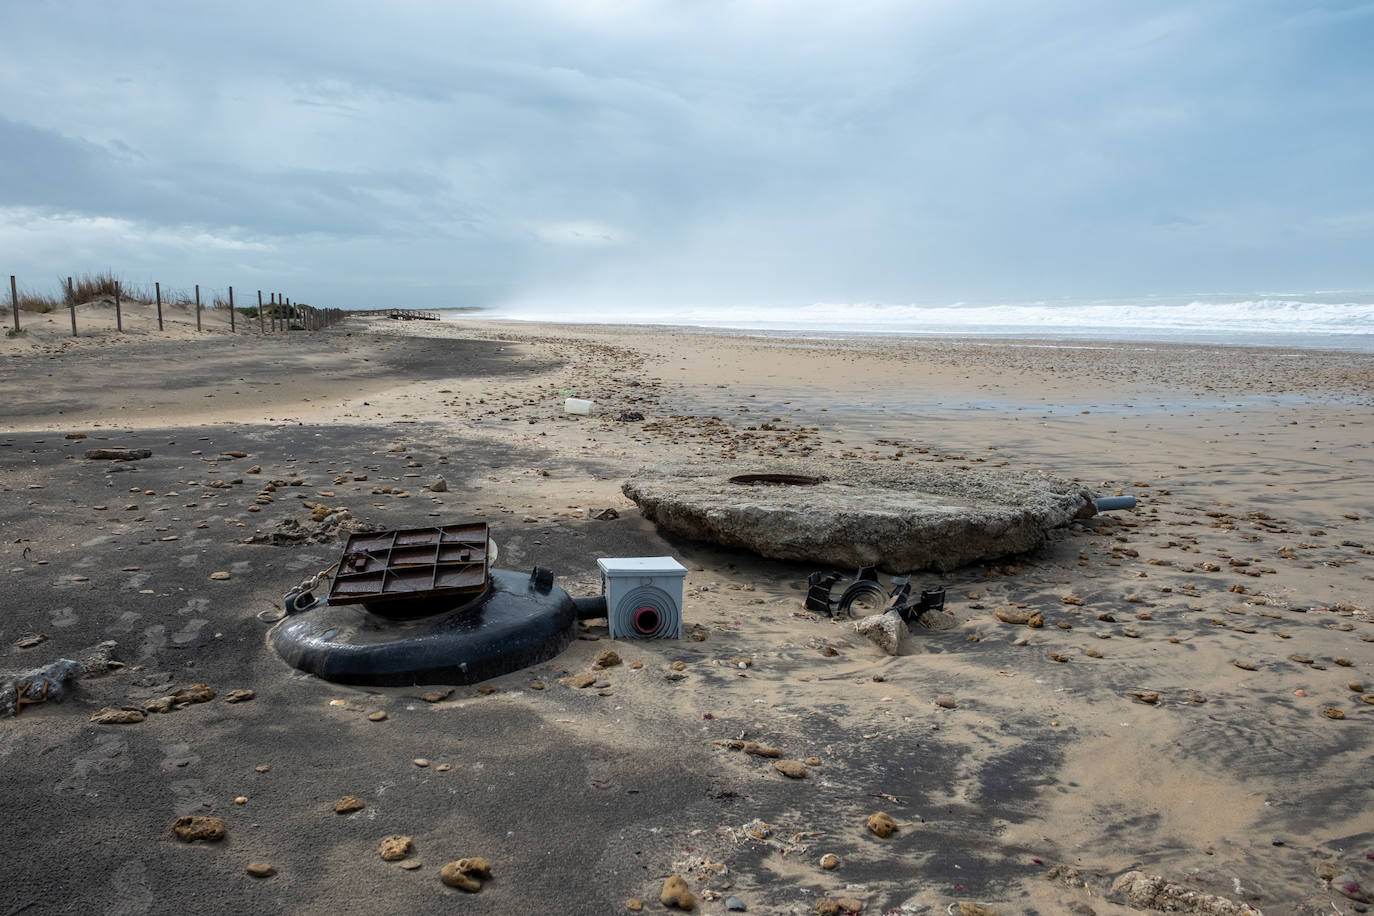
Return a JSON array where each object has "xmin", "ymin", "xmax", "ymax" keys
[{"xmin": 1094, "ymin": 495, "xmax": 1137, "ymax": 511}]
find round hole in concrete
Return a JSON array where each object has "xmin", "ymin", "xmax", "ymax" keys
[{"xmin": 728, "ymin": 473, "xmax": 823, "ymax": 486}]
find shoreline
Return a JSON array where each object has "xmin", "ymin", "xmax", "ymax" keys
[{"xmin": 2, "ymin": 306, "xmax": 1372, "ymax": 914}]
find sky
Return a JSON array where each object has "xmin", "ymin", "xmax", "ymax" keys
[{"xmin": 1, "ymin": 0, "xmax": 1372, "ymax": 312}]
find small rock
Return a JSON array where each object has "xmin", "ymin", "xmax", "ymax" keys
[
  {"xmin": 172, "ymin": 816, "xmax": 226, "ymax": 842},
  {"xmin": 560, "ymin": 673, "xmax": 597, "ymax": 688},
  {"xmin": 854, "ymin": 611, "xmax": 907, "ymax": 656},
  {"xmin": 529, "ymin": 680, "xmax": 546, "ymax": 691},
  {"xmin": 425, "ymin": 477, "xmax": 448, "ymax": 493},
  {"xmin": 378, "ymin": 835, "xmax": 412, "ymax": 861},
  {"xmin": 820, "ymin": 853, "xmax": 840, "ymax": 870},
  {"xmin": 84, "ymin": 447, "xmax": 152, "ymax": 461},
  {"xmin": 867, "ymin": 812, "xmax": 898, "ymax": 837},
  {"xmin": 957, "ymin": 905, "xmax": 1002, "ymax": 916},
  {"xmin": 994, "ymin": 606, "xmax": 1033, "ymax": 624},
  {"xmin": 804, "ymin": 756, "xmax": 821, "ymax": 766},
  {"xmin": 209, "ymin": 571, "xmax": 231, "ymax": 581},
  {"xmin": 1128, "ymin": 690, "xmax": 1160, "ymax": 704},
  {"xmin": 935, "ymin": 695, "xmax": 957, "ymax": 709},
  {"xmin": 1349, "ymin": 682, "xmax": 1365, "ymax": 692},
  {"xmin": 245, "ymin": 862, "xmax": 276, "ymax": 878},
  {"xmin": 333, "ymin": 796, "xmax": 365, "ymax": 814},
  {"xmin": 14, "ymin": 634, "xmax": 45, "ymax": 649},
  {"xmin": 1233, "ymin": 659, "xmax": 1257, "ymax": 671},
  {"xmin": 412, "ymin": 758, "xmax": 430, "ymax": 767},
  {"xmin": 91, "ymin": 706, "xmax": 145, "ymax": 724},
  {"xmin": 1323, "ymin": 706, "xmax": 1346, "ymax": 719},
  {"xmin": 593, "ymin": 507, "xmax": 620, "ymax": 521},
  {"xmin": 234, "ymin": 796, "xmax": 247, "ymax": 805},
  {"xmin": 626, "ymin": 899, "xmax": 644, "ymax": 911},
  {"xmin": 671, "ymin": 661, "xmax": 687, "ymax": 671},
  {"xmin": 225, "ymin": 689, "xmax": 254, "ymax": 703},
  {"xmin": 399, "ymin": 861, "xmax": 422, "ymax": 870},
  {"xmin": 726, "ymin": 897, "xmax": 747, "ymax": 912},
  {"xmin": 742, "ymin": 741, "xmax": 781, "ymax": 758},
  {"xmin": 594, "ymin": 648, "xmax": 623, "ymax": 668},
  {"xmin": 419, "ymin": 689, "xmax": 453, "ymax": 702},
  {"xmin": 1083, "ymin": 648, "xmax": 1103, "ymax": 658},
  {"xmin": 661, "ymin": 875, "xmax": 695, "ymax": 911},
  {"xmin": 1334, "ymin": 657, "xmax": 1353, "ymax": 667},
  {"xmin": 440, "ymin": 863, "xmax": 481, "ymax": 892},
  {"xmin": 774, "ymin": 759, "xmax": 807, "ymax": 778},
  {"xmin": 1111, "ymin": 869, "xmax": 1265, "ymax": 914}
]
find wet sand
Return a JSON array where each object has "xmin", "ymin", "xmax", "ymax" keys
[{"xmin": 2, "ymin": 309, "xmax": 1372, "ymax": 914}]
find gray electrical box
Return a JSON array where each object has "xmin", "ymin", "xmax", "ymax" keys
[{"xmin": 597, "ymin": 556, "xmax": 687, "ymax": 640}]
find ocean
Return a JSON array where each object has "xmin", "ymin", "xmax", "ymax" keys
[{"xmin": 456, "ymin": 291, "xmax": 1374, "ymax": 352}]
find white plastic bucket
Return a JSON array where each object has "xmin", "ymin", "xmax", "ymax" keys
[{"xmin": 564, "ymin": 398, "xmax": 593, "ymax": 415}]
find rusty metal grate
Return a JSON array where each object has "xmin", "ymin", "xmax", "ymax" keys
[{"xmin": 327, "ymin": 523, "xmax": 490, "ymax": 607}]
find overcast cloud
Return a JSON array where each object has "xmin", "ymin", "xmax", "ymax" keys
[{"xmin": 2, "ymin": 0, "xmax": 1371, "ymax": 310}]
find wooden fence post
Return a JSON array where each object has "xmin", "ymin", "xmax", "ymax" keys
[
  {"xmin": 257, "ymin": 290, "xmax": 264, "ymax": 333},
  {"xmin": 155, "ymin": 282, "xmax": 163, "ymax": 330},
  {"xmin": 229, "ymin": 286, "xmax": 235, "ymax": 332},
  {"xmin": 195, "ymin": 284, "xmax": 201, "ymax": 332},
  {"xmin": 9, "ymin": 275, "xmax": 17, "ymax": 333},
  {"xmin": 68, "ymin": 277, "xmax": 77, "ymax": 337},
  {"xmin": 115, "ymin": 281, "xmax": 123, "ymax": 332}
]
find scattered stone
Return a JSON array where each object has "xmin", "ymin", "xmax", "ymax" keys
[
  {"xmin": 1128, "ymin": 690, "xmax": 1160, "ymax": 705},
  {"xmin": 820, "ymin": 853, "xmax": 840, "ymax": 870},
  {"xmin": 368, "ymin": 711, "xmax": 388, "ymax": 722},
  {"xmin": 742, "ymin": 741, "xmax": 781, "ymax": 758},
  {"xmin": 234, "ymin": 796, "xmax": 247, "ymax": 805},
  {"xmin": 425, "ymin": 477, "xmax": 448, "ymax": 493},
  {"xmin": 593, "ymin": 507, "xmax": 620, "ymax": 521},
  {"xmin": 529, "ymin": 680, "xmax": 546, "ymax": 691},
  {"xmin": 774, "ymin": 759, "xmax": 807, "ymax": 778},
  {"xmin": 14, "ymin": 634, "xmax": 45, "ymax": 649},
  {"xmin": 1290, "ymin": 654, "xmax": 1314, "ymax": 664},
  {"xmin": 90, "ymin": 706, "xmax": 145, "ymax": 724},
  {"xmin": 476, "ymin": 685, "xmax": 498, "ymax": 695},
  {"xmin": 626, "ymin": 899, "xmax": 644, "ymax": 911},
  {"xmin": 1349, "ymin": 682, "xmax": 1365, "ymax": 692},
  {"xmin": 412, "ymin": 758, "xmax": 430, "ymax": 768},
  {"xmin": 1083, "ymin": 648, "xmax": 1103, "ymax": 658},
  {"xmin": 957, "ymin": 905, "xmax": 1002, "ymax": 916},
  {"xmin": 804, "ymin": 756, "xmax": 821, "ymax": 766},
  {"xmin": 560, "ymin": 672, "xmax": 597, "ymax": 688},
  {"xmin": 209, "ymin": 571, "xmax": 231, "ymax": 581},
  {"xmin": 867, "ymin": 812, "xmax": 898, "ymax": 838},
  {"xmin": 1050, "ymin": 653, "xmax": 1070, "ymax": 663},
  {"xmin": 726, "ymin": 898, "xmax": 747, "ymax": 912},
  {"xmin": 378, "ymin": 835, "xmax": 413, "ymax": 861},
  {"xmin": 440, "ymin": 863, "xmax": 480, "ymax": 892},
  {"xmin": 1046, "ymin": 864, "xmax": 1087, "ymax": 888},
  {"xmin": 935, "ymin": 694, "xmax": 957, "ymax": 709},
  {"xmin": 419, "ymin": 689, "xmax": 453, "ymax": 702},
  {"xmin": 399, "ymin": 861, "xmax": 422, "ymax": 871},
  {"xmin": 594, "ymin": 648, "xmax": 623, "ymax": 668},
  {"xmin": 84, "ymin": 447, "xmax": 152, "ymax": 461},
  {"xmin": 1232, "ymin": 660, "xmax": 1257, "ymax": 671},
  {"xmin": 1187, "ymin": 691, "xmax": 1207, "ymax": 704},
  {"xmin": 246, "ymin": 862, "xmax": 276, "ymax": 878},
  {"xmin": 225, "ymin": 689, "xmax": 254, "ymax": 703},
  {"xmin": 333, "ymin": 796, "xmax": 364, "ymax": 814},
  {"xmin": 1333, "ymin": 657, "xmax": 1353, "ymax": 667},
  {"xmin": 1323, "ymin": 707, "xmax": 1346, "ymax": 720},
  {"xmin": 995, "ymin": 606, "xmax": 1033, "ymax": 624},
  {"xmin": 854, "ymin": 611, "xmax": 907, "ymax": 656},
  {"xmin": 671, "ymin": 661, "xmax": 687, "ymax": 671},
  {"xmin": 1110, "ymin": 869, "xmax": 1261, "ymax": 914},
  {"xmin": 172, "ymin": 816, "xmax": 226, "ymax": 842},
  {"xmin": 660, "ymin": 875, "xmax": 696, "ymax": 910}
]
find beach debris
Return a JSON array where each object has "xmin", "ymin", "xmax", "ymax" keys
[
  {"xmin": 90, "ymin": 706, "xmax": 145, "ymax": 724},
  {"xmin": 660, "ymin": 875, "xmax": 696, "ymax": 910},
  {"xmin": 867, "ymin": 812, "xmax": 898, "ymax": 838},
  {"xmin": 333, "ymin": 796, "xmax": 364, "ymax": 814},
  {"xmin": 84, "ymin": 447, "xmax": 152, "ymax": 461},
  {"xmin": 854, "ymin": 611, "xmax": 907, "ymax": 655},
  {"xmin": 2, "ymin": 658, "xmax": 84, "ymax": 716},
  {"xmin": 172, "ymin": 816, "xmax": 226, "ymax": 843},
  {"xmin": 805, "ymin": 566, "xmax": 947, "ymax": 628},
  {"xmin": 624, "ymin": 459, "xmax": 1095, "ymax": 572},
  {"xmin": 244, "ymin": 507, "xmax": 364, "ymax": 545},
  {"xmin": 378, "ymin": 835, "xmax": 413, "ymax": 861},
  {"xmin": 1109, "ymin": 870, "xmax": 1262, "ymax": 914},
  {"xmin": 617, "ymin": 411, "xmax": 645, "ymax": 422},
  {"xmin": 246, "ymin": 862, "xmax": 277, "ymax": 878},
  {"xmin": 440, "ymin": 857, "xmax": 491, "ymax": 892}
]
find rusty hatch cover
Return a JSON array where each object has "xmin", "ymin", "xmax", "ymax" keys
[{"xmin": 327, "ymin": 523, "xmax": 490, "ymax": 607}]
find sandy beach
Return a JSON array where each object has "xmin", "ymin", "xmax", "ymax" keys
[{"xmin": 2, "ymin": 303, "xmax": 1372, "ymax": 915}]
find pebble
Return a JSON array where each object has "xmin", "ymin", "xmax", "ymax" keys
[
  {"xmin": 867, "ymin": 812, "xmax": 898, "ymax": 837},
  {"xmin": 399, "ymin": 861, "xmax": 422, "ymax": 870},
  {"xmin": 1233, "ymin": 659, "xmax": 1257, "ymax": 671},
  {"xmin": 1083, "ymin": 648, "xmax": 1103, "ymax": 658},
  {"xmin": 935, "ymin": 695, "xmax": 957, "ymax": 708},
  {"xmin": 774, "ymin": 759, "xmax": 807, "ymax": 778},
  {"xmin": 14, "ymin": 634, "xmax": 44, "ymax": 649},
  {"xmin": 255, "ymin": 765, "xmax": 270, "ymax": 773},
  {"xmin": 333, "ymin": 796, "xmax": 365, "ymax": 814},
  {"xmin": 234, "ymin": 796, "xmax": 247, "ymax": 805},
  {"xmin": 419, "ymin": 689, "xmax": 453, "ymax": 702},
  {"xmin": 1129, "ymin": 691, "xmax": 1160, "ymax": 704},
  {"xmin": 820, "ymin": 853, "xmax": 839, "ymax": 870},
  {"xmin": 225, "ymin": 689, "xmax": 255, "ymax": 703},
  {"xmin": 594, "ymin": 648, "xmax": 623, "ymax": 668},
  {"xmin": 1349, "ymin": 682, "xmax": 1365, "ymax": 692},
  {"xmin": 726, "ymin": 897, "xmax": 747, "ymax": 912},
  {"xmin": 1334, "ymin": 657, "xmax": 1353, "ymax": 667},
  {"xmin": 90, "ymin": 706, "xmax": 145, "ymax": 724},
  {"xmin": 245, "ymin": 862, "xmax": 276, "ymax": 878},
  {"xmin": 529, "ymin": 680, "xmax": 546, "ymax": 690},
  {"xmin": 412, "ymin": 758, "xmax": 430, "ymax": 767},
  {"xmin": 209, "ymin": 571, "xmax": 231, "ymax": 580},
  {"xmin": 625, "ymin": 899, "xmax": 644, "ymax": 911},
  {"xmin": 172, "ymin": 816, "xmax": 226, "ymax": 842},
  {"xmin": 804, "ymin": 756, "xmax": 821, "ymax": 766},
  {"xmin": 378, "ymin": 835, "xmax": 413, "ymax": 861},
  {"xmin": 1323, "ymin": 707, "xmax": 1346, "ymax": 720},
  {"xmin": 671, "ymin": 661, "xmax": 687, "ymax": 671},
  {"xmin": 660, "ymin": 875, "xmax": 696, "ymax": 911},
  {"xmin": 368, "ymin": 711, "xmax": 387, "ymax": 722}
]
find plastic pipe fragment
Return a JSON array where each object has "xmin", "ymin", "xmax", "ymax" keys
[
  {"xmin": 573, "ymin": 595, "xmax": 608, "ymax": 619},
  {"xmin": 1094, "ymin": 495, "xmax": 1137, "ymax": 512}
]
